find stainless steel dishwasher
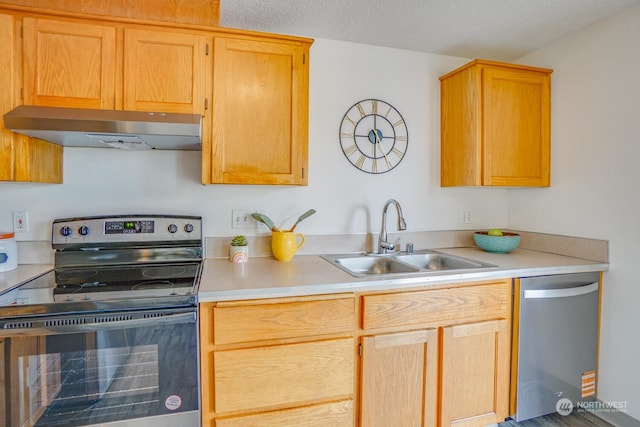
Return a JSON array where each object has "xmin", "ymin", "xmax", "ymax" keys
[{"xmin": 514, "ymin": 272, "xmax": 600, "ymax": 421}]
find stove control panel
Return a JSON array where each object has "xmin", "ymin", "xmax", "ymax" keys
[
  {"xmin": 105, "ymin": 220, "xmax": 155, "ymax": 234},
  {"xmin": 52, "ymin": 215, "xmax": 202, "ymax": 247}
]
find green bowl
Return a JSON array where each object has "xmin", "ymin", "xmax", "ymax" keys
[{"xmin": 473, "ymin": 231, "xmax": 520, "ymax": 253}]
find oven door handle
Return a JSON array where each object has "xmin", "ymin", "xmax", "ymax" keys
[{"xmin": 0, "ymin": 310, "xmax": 196, "ymax": 337}]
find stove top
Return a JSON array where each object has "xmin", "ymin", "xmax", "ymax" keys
[
  {"xmin": 0, "ymin": 261, "xmax": 201, "ymax": 317},
  {"xmin": 54, "ymin": 262, "xmax": 200, "ymax": 299},
  {"xmin": 0, "ymin": 215, "xmax": 203, "ymax": 318}
]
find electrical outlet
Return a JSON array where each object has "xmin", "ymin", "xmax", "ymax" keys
[
  {"xmin": 13, "ymin": 211, "xmax": 29, "ymax": 232},
  {"xmin": 459, "ymin": 209, "xmax": 472, "ymax": 224},
  {"xmin": 232, "ymin": 210, "xmax": 252, "ymax": 229}
]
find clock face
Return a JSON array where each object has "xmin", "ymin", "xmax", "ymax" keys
[{"xmin": 339, "ymin": 99, "xmax": 408, "ymax": 174}]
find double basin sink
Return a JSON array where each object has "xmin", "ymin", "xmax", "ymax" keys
[{"xmin": 321, "ymin": 250, "xmax": 496, "ymax": 278}]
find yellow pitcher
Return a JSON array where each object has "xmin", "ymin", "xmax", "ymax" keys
[{"xmin": 271, "ymin": 231, "xmax": 305, "ymax": 262}]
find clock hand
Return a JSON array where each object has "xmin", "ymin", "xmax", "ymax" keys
[{"xmin": 372, "ymin": 128, "xmax": 392, "ymax": 168}]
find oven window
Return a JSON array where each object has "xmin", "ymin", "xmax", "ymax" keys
[{"xmin": 2, "ymin": 320, "xmax": 198, "ymax": 427}]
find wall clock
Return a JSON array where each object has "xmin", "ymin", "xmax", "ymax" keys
[{"xmin": 339, "ymin": 98, "xmax": 408, "ymax": 174}]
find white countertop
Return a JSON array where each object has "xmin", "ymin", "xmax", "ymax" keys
[
  {"xmin": 0, "ymin": 248, "xmax": 608, "ymax": 304},
  {"xmin": 0, "ymin": 264, "xmax": 53, "ymax": 296},
  {"xmin": 197, "ymin": 247, "xmax": 609, "ymax": 302}
]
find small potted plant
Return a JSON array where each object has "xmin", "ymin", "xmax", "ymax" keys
[{"xmin": 229, "ymin": 235, "xmax": 249, "ymax": 263}]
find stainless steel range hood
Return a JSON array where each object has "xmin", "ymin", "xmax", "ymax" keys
[{"xmin": 3, "ymin": 105, "xmax": 202, "ymax": 150}]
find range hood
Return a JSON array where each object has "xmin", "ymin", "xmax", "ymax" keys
[{"xmin": 3, "ymin": 105, "xmax": 202, "ymax": 150}]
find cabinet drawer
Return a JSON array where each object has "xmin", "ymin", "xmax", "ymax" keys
[
  {"xmin": 214, "ymin": 338, "xmax": 354, "ymax": 414},
  {"xmin": 213, "ymin": 296, "xmax": 355, "ymax": 345},
  {"xmin": 215, "ymin": 399, "xmax": 354, "ymax": 427},
  {"xmin": 362, "ymin": 281, "xmax": 511, "ymax": 330}
]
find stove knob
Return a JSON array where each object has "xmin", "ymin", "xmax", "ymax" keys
[
  {"xmin": 60, "ymin": 226, "xmax": 72, "ymax": 237},
  {"xmin": 168, "ymin": 224, "xmax": 178, "ymax": 233},
  {"xmin": 184, "ymin": 223, "xmax": 194, "ymax": 233},
  {"xmin": 79, "ymin": 226, "xmax": 90, "ymax": 236}
]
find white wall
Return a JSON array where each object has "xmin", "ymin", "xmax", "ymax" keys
[
  {"xmin": 512, "ymin": 2, "xmax": 640, "ymax": 419},
  {"xmin": 0, "ymin": 39, "xmax": 508, "ymax": 240}
]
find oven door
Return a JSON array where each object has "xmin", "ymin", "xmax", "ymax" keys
[{"xmin": 0, "ymin": 308, "xmax": 199, "ymax": 427}]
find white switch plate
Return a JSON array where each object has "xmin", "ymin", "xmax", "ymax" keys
[
  {"xmin": 13, "ymin": 211, "xmax": 29, "ymax": 232},
  {"xmin": 231, "ymin": 210, "xmax": 252, "ymax": 229}
]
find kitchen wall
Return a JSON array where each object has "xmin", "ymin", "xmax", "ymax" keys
[
  {"xmin": 0, "ymin": 40, "xmax": 509, "ymax": 242},
  {"xmin": 511, "ymin": 1, "xmax": 640, "ymax": 420}
]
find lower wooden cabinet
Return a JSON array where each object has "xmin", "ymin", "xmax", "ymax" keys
[
  {"xmin": 441, "ymin": 319, "xmax": 510, "ymax": 427},
  {"xmin": 201, "ymin": 280, "xmax": 512, "ymax": 427},
  {"xmin": 360, "ymin": 329, "xmax": 438, "ymax": 427},
  {"xmin": 359, "ymin": 280, "xmax": 512, "ymax": 427},
  {"xmin": 199, "ymin": 295, "xmax": 356, "ymax": 426}
]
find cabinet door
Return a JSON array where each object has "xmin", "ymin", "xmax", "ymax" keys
[
  {"xmin": 1, "ymin": 14, "xmax": 62, "ymax": 183},
  {"xmin": 0, "ymin": 12, "xmax": 17, "ymax": 181},
  {"xmin": 360, "ymin": 329, "xmax": 438, "ymax": 427},
  {"xmin": 22, "ymin": 17, "xmax": 116, "ymax": 109},
  {"xmin": 440, "ymin": 60, "xmax": 551, "ymax": 187},
  {"xmin": 123, "ymin": 28, "xmax": 208, "ymax": 114},
  {"xmin": 482, "ymin": 66, "xmax": 550, "ymax": 186},
  {"xmin": 440, "ymin": 319, "xmax": 510, "ymax": 427},
  {"xmin": 206, "ymin": 36, "xmax": 309, "ymax": 185}
]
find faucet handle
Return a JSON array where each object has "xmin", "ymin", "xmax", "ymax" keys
[
  {"xmin": 381, "ymin": 237, "xmax": 401, "ymax": 252},
  {"xmin": 380, "ymin": 241, "xmax": 395, "ymax": 251}
]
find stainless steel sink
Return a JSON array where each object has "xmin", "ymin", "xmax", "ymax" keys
[
  {"xmin": 321, "ymin": 250, "xmax": 495, "ymax": 278},
  {"xmin": 333, "ymin": 256, "xmax": 420, "ymax": 276},
  {"xmin": 395, "ymin": 253, "xmax": 490, "ymax": 271}
]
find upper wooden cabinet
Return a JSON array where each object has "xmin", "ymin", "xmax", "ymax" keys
[
  {"xmin": 203, "ymin": 35, "xmax": 311, "ymax": 185},
  {"xmin": 1, "ymin": 12, "xmax": 18, "ymax": 181},
  {"xmin": 22, "ymin": 17, "xmax": 117, "ymax": 109},
  {"xmin": 123, "ymin": 28, "xmax": 209, "ymax": 114},
  {"xmin": 1, "ymin": 13, "xmax": 62, "ymax": 183},
  {"xmin": 4, "ymin": 8, "xmax": 312, "ymax": 185},
  {"xmin": 440, "ymin": 60, "xmax": 552, "ymax": 187}
]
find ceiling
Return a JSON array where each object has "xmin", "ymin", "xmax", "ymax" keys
[{"xmin": 220, "ymin": 0, "xmax": 639, "ymax": 61}]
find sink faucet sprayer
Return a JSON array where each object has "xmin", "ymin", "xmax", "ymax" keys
[{"xmin": 378, "ymin": 199, "xmax": 407, "ymax": 254}]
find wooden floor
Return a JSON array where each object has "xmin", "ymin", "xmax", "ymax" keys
[{"xmin": 499, "ymin": 411, "xmax": 613, "ymax": 426}]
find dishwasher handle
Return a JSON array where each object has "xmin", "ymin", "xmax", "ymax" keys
[{"xmin": 523, "ymin": 282, "xmax": 599, "ymax": 299}]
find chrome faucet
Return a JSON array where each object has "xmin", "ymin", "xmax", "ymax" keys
[{"xmin": 378, "ymin": 199, "xmax": 407, "ymax": 254}]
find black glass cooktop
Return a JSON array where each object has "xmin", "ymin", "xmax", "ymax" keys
[
  {"xmin": 54, "ymin": 263, "xmax": 199, "ymax": 296},
  {"xmin": 0, "ymin": 262, "xmax": 201, "ymax": 316}
]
